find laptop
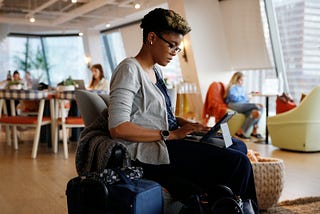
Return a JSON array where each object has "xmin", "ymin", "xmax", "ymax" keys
[
  {"xmin": 73, "ymin": 80, "xmax": 86, "ymax": 90},
  {"xmin": 31, "ymin": 78, "xmax": 39, "ymax": 90},
  {"xmin": 185, "ymin": 111, "xmax": 236, "ymax": 148}
]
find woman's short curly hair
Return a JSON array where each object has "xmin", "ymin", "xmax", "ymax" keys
[{"xmin": 140, "ymin": 8, "xmax": 191, "ymax": 42}]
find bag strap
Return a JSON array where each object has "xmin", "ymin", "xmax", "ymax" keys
[
  {"xmin": 211, "ymin": 196, "xmax": 244, "ymax": 214},
  {"xmin": 113, "ymin": 168, "xmax": 134, "ymax": 185}
]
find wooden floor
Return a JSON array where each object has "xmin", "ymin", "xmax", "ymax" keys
[{"xmin": 0, "ymin": 129, "xmax": 320, "ymax": 214}]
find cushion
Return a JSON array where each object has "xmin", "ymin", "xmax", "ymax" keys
[
  {"xmin": 75, "ymin": 90, "xmax": 108, "ymax": 126},
  {"xmin": 276, "ymin": 93, "xmax": 296, "ymax": 114}
]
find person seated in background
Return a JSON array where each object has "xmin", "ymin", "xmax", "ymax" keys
[
  {"xmin": 87, "ymin": 64, "xmax": 109, "ymax": 91},
  {"xmin": 224, "ymin": 71, "xmax": 264, "ymax": 140},
  {"xmin": 108, "ymin": 8, "xmax": 258, "ymax": 212},
  {"xmin": 24, "ymin": 71, "xmax": 32, "ymax": 89},
  {"xmin": 6, "ymin": 70, "xmax": 24, "ymax": 90},
  {"xmin": 12, "ymin": 70, "xmax": 23, "ymax": 82}
]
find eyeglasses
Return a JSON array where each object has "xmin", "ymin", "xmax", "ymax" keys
[{"xmin": 156, "ymin": 34, "xmax": 181, "ymax": 53}]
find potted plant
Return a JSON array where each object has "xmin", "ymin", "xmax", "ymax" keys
[
  {"xmin": 7, "ymin": 80, "xmax": 24, "ymax": 90},
  {"xmin": 56, "ymin": 76, "xmax": 76, "ymax": 91}
]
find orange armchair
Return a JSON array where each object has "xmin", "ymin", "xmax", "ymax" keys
[
  {"xmin": 202, "ymin": 82, "xmax": 228, "ymax": 124},
  {"xmin": 202, "ymin": 82, "xmax": 246, "ymax": 135}
]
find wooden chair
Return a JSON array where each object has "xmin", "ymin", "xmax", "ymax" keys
[
  {"xmin": 0, "ymin": 89, "xmax": 55, "ymax": 158},
  {"xmin": 0, "ymin": 98, "xmax": 11, "ymax": 146},
  {"xmin": 54, "ymin": 91, "xmax": 85, "ymax": 159}
]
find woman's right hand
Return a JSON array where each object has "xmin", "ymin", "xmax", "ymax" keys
[{"xmin": 170, "ymin": 122, "xmax": 205, "ymax": 140}]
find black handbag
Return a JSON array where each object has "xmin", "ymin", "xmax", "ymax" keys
[{"xmin": 66, "ymin": 175, "xmax": 109, "ymax": 214}]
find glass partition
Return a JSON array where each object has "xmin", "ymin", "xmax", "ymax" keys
[{"xmin": 1, "ymin": 34, "xmax": 87, "ymax": 88}]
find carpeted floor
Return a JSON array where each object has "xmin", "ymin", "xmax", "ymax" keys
[{"xmin": 260, "ymin": 197, "xmax": 320, "ymax": 214}]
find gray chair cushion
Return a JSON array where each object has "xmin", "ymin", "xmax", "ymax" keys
[{"xmin": 75, "ymin": 90, "xmax": 108, "ymax": 126}]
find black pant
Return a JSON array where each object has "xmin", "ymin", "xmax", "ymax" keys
[{"xmin": 134, "ymin": 138, "xmax": 257, "ymax": 206}]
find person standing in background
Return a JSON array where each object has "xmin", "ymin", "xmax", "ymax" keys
[
  {"xmin": 87, "ymin": 64, "xmax": 109, "ymax": 91},
  {"xmin": 224, "ymin": 71, "xmax": 264, "ymax": 140}
]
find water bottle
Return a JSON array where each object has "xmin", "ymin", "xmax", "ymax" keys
[{"xmin": 7, "ymin": 70, "xmax": 12, "ymax": 81}]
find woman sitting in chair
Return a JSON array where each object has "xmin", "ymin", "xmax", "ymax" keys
[
  {"xmin": 225, "ymin": 71, "xmax": 264, "ymax": 140},
  {"xmin": 108, "ymin": 8, "xmax": 258, "ymax": 212}
]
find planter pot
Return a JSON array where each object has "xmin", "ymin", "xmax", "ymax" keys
[
  {"xmin": 9, "ymin": 84, "xmax": 22, "ymax": 90},
  {"xmin": 56, "ymin": 85, "xmax": 75, "ymax": 91},
  {"xmin": 251, "ymin": 157, "xmax": 285, "ymax": 210}
]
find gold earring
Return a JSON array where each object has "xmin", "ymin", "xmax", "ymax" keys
[{"xmin": 150, "ymin": 41, "xmax": 153, "ymax": 45}]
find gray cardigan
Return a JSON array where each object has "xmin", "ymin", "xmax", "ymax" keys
[{"xmin": 108, "ymin": 57, "xmax": 170, "ymax": 164}]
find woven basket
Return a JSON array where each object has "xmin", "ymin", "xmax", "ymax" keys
[{"xmin": 251, "ymin": 157, "xmax": 285, "ymax": 210}]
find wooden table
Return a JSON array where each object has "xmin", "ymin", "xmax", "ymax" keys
[{"xmin": 0, "ymin": 89, "xmax": 55, "ymax": 158}]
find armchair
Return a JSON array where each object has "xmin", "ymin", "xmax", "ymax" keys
[
  {"xmin": 202, "ymin": 82, "xmax": 246, "ymax": 135},
  {"xmin": 267, "ymin": 86, "xmax": 320, "ymax": 152}
]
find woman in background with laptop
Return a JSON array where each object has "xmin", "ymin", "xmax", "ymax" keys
[
  {"xmin": 225, "ymin": 71, "xmax": 264, "ymax": 140},
  {"xmin": 87, "ymin": 64, "xmax": 109, "ymax": 91}
]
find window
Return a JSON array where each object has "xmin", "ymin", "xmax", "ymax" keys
[
  {"xmin": 266, "ymin": 0, "xmax": 320, "ymax": 103},
  {"xmin": 43, "ymin": 36, "xmax": 87, "ymax": 86},
  {"xmin": 242, "ymin": 0, "xmax": 320, "ymax": 114},
  {"xmin": 102, "ymin": 32, "xmax": 126, "ymax": 80},
  {"xmin": 0, "ymin": 34, "xmax": 87, "ymax": 87}
]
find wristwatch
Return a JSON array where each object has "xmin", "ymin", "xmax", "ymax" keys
[{"xmin": 160, "ymin": 130, "xmax": 170, "ymax": 141}]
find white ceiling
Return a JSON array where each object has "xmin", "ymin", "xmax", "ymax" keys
[{"xmin": 0, "ymin": 0, "xmax": 167, "ymax": 33}]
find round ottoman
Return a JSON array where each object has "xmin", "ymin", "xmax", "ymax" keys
[{"xmin": 251, "ymin": 157, "xmax": 285, "ymax": 210}]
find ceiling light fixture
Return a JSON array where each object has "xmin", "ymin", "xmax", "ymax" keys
[
  {"xmin": 29, "ymin": 17, "xmax": 36, "ymax": 23},
  {"xmin": 105, "ymin": 23, "xmax": 111, "ymax": 28},
  {"xmin": 71, "ymin": 0, "xmax": 78, "ymax": 3}
]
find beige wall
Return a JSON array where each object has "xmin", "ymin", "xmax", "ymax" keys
[
  {"xmin": 121, "ymin": 24, "xmax": 142, "ymax": 57},
  {"xmin": 167, "ymin": 0, "xmax": 234, "ymax": 121},
  {"xmin": 172, "ymin": 0, "xmax": 233, "ymax": 98}
]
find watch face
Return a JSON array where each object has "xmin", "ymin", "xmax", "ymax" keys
[
  {"xmin": 161, "ymin": 130, "xmax": 170, "ymax": 140},
  {"xmin": 162, "ymin": 130, "xmax": 169, "ymax": 137}
]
